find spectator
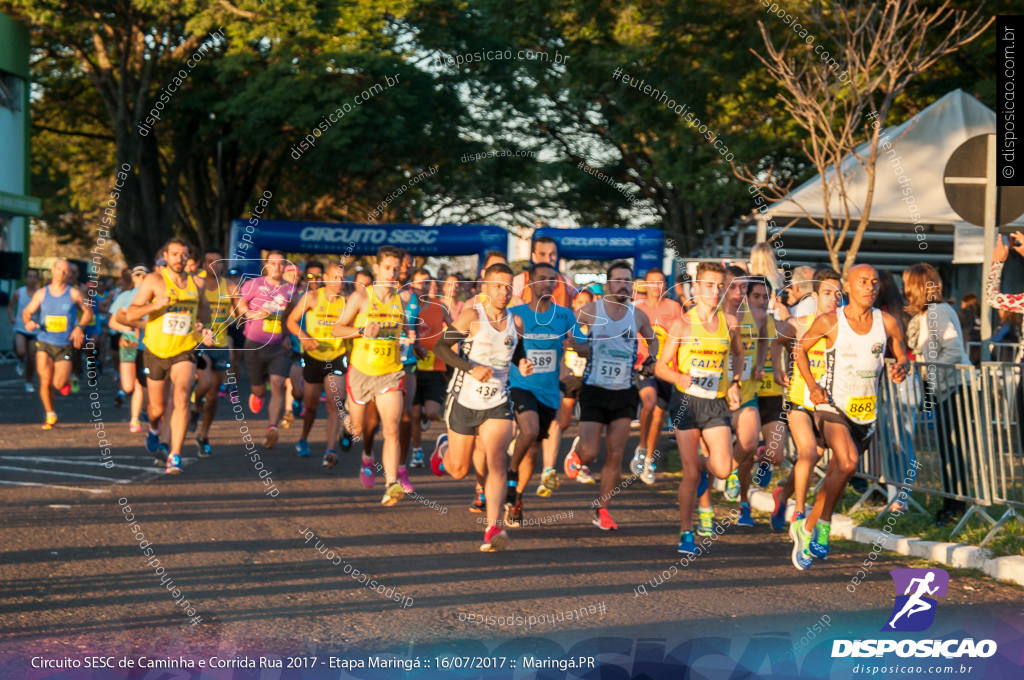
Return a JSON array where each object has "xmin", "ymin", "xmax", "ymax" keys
[
  {"xmin": 958, "ymin": 293, "xmax": 982, "ymax": 365},
  {"xmin": 781, "ymin": 265, "xmax": 815, "ymax": 320},
  {"xmin": 904, "ymin": 263, "xmax": 970, "ymax": 525},
  {"xmin": 987, "ymin": 233, "xmax": 1024, "ymax": 362},
  {"xmin": 992, "ymin": 309, "xmax": 1021, "ymax": 362}
]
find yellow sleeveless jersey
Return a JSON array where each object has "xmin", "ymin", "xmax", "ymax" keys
[
  {"xmin": 145, "ymin": 271, "xmax": 199, "ymax": 359},
  {"xmin": 738, "ymin": 308, "xmax": 759, "ymax": 404},
  {"xmin": 350, "ymin": 285, "xmax": 404, "ymax": 375},
  {"xmin": 677, "ymin": 309, "xmax": 731, "ymax": 399},
  {"xmin": 304, "ymin": 288, "xmax": 348, "ymax": 361},
  {"xmin": 758, "ymin": 314, "xmax": 785, "ymax": 397},
  {"xmin": 787, "ymin": 313, "xmax": 827, "ymax": 409},
  {"xmin": 200, "ymin": 272, "xmax": 232, "ymax": 348}
]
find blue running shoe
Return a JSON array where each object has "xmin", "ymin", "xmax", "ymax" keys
[
  {"xmin": 791, "ymin": 518, "xmax": 814, "ymax": 571},
  {"xmin": 753, "ymin": 459, "xmax": 772, "ymax": 488},
  {"xmin": 697, "ymin": 470, "xmax": 710, "ymax": 497},
  {"xmin": 677, "ymin": 530, "xmax": 699, "ymax": 556},
  {"xmin": 770, "ymin": 486, "xmax": 788, "ymax": 532},
  {"xmin": 146, "ymin": 428, "xmax": 160, "ymax": 453},
  {"xmin": 165, "ymin": 453, "xmax": 183, "ymax": 475},
  {"xmin": 737, "ymin": 502, "xmax": 755, "ymax": 527},
  {"xmin": 724, "ymin": 470, "xmax": 740, "ymax": 501},
  {"xmin": 296, "ymin": 440, "xmax": 311, "ymax": 458},
  {"xmin": 788, "ymin": 511, "xmax": 806, "ymax": 541},
  {"xmin": 291, "ymin": 399, "xmax": 302, "ymax": 417},
  {"xmin": 810, "ymin": 521, "xmax": 831, "ymax": 560},
  {"xmin": 339, "ymin": 430, "xmax": 352, "ymax": 451}
]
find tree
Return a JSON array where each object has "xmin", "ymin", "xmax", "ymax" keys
[{"xmin": 735, "ymin": 0, "xmax": 991, "ymax": 275}]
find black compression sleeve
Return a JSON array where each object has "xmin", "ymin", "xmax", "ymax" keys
[
  {"xmin": 511, "ymin": 336, "xmax": 526, "ymax": 365},
  {"xmin": 433, "ymin": 328, "xmax": 476, "ymax": 374}
]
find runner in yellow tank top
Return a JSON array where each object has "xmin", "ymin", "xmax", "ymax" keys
[
  {"xmin": 656, "ymin": 262, "xmax": 744, "ymax": 556},
  {"xmin": 192, "ymin": 250, "xmax": 235, "ymax": 458},
  {"xmin": 126, "ymin": 238, "xmax": 212, "ymax": 474},
  {"xmin": 767, "ymin": 269, "xmax": 844, "ymax": 532},
  {"xmin": 332, "ymin": 246, "xmax": 410, "ymax": 507},
  {"xmin": 288, "ymin": 261, "xmax": 349, "ymax": 466},
  {"xmin": 749, "ymin": 281, "xmax": 787, "ymax": 495}
]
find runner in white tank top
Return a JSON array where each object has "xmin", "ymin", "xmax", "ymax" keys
[
  {"xmin": 431, "ymin": 262, "xmax": 533, "ymax": 553},
  {"xmin": 565, "ymin": 261, "xmax": 657, "ymax": 532},
  {"xmin": 789, "ymin": 264, "xmax": 909, "ymax": 571}
]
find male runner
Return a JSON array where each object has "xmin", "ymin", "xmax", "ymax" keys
[
  {"xmin": 721, "ymin": 267, "xmax": 768, "ymax": 527},
  {"xmin": 21, "ymin": 260, "xmax": 93, "ymax": 428},
  {"xmin": 410, "ymin": 270, "xmax": 452, "ymax": 468},
  {"xmin": 282, "ymin": 262, "xmax": 305, "ymax": 429},
  {"xmin": 193, "ymin": 249, "xmax": 234, "ymax": 457},
  {"xmin": 331, "ymin": 246, "xmax": 409, "ymax": 506},
  {"xmin": 108, "ymin": 266, "xmax": 150, "ymax": 432},
  {"xmin": 655, "ymin": 261, "xmax": 743, "ymax": 555},
  {"xmin": 236, "ymin": 251, "xmax": 297, "ymax": 449},
  {"xmin": 431, "ymin": 262, "xmax": 533, "ymax": 551},
  {"xmin": 551, "ymin": 288, "xmax": 594, "ymax": 492},
  {"xmin": 790, "ymin": 264, "xmax": 908, "ymax": 570},
  {"xmin": 507, "ymin": 262, "xmax": 581, "ymax": 525},
  {"xmin": 10, "ymin": 267, "xmax": 40, "ymax": 393},
  {"xmin": 126, "ymin": 239, "xmax": 213, "ymax": 473},
  {"xmin": 630, "ymin": 267, "xmax": 683, "ymax": 485},
  {"xmin": 564, "ymin": 261, "xmax": 657, "ymax": 531},
  {"xmin": 287, "ymin": 260, "xmax": 348, "ymax": 465},
  {"xmin": 512, "ymin": 236, "xmax": 576, "ymax": 307},
  {"xmin": 751, "ymin": 279, "xmax": 787, "ymax": 490},
  {"xmin": 768, "ymin": 269, "xmax": 843, "ymax": 533},
  {"xmin": 396, "ymin": 250, "xmax": 424, "ymax": 493}
]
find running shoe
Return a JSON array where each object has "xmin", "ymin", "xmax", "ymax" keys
[
  {"xmin": 262, "ymin": 425, "xmax": 279, "ymax": 449},
  {"xmin": 145, "ymin": 428, "xmax": 161, "ymax": 453},
  {"xmin": 697, "ymin": 507, "xmax": 715, "ymax": 536},
  {"xmin": 15, "ymin": 363, "xmax": 23, "ymax": 377},
  {"xmin": 130, "ymin": 419, "xmax": 142, "ymax": 433},
  {"xmin": 296, "ymin": 440, "xmax": 311, "ymax": 458},
  {"xmin": 70, "ymin": 375, "xmax": 80, "ymax": 394},
  {"xmin": 409, "ymin": 447, "xmax": 425, "ymax": 468},
  {"xmin": 677, "ymin": 530, "xmax": 699, "ymax": 556},
  {"xmin": 339, "ymin": 430, "xmax": 353, "ymax": 451},
  {"xmin": 397, "ymin": 466, "xmax": 414, "ymax": 494},
  {"xmin": 420, "ymin": 417, "xmax": 430, "ymax": 430},
  {"xmin": 629, "ymin": 447, "xmax": 646, "ymax": 476},
  {"xmin": 809, "ymin": 521, "xmax": 831, "ymax": 560},
  {"xmin": 323, "ymin": 449, "xmax": 337, "ymax": 469},
  {"xmin": 154, "ymin": 443, "xmax": 169, "ymax": 467},
  {"xmin": 697, "ymin": 470, "xmax": 710, "ymax": 497},
  {"xmin": 188, "ymin": 408, "xmax": 200, "ymax": 433},
  {"xmin": 281, "ymin": 409, "xmax": 294, "ymax": 429},
  {"xmin": 563, "ymin": 447, "xmax": 583, "ymax": 480},
  {"xmin": 505, "ymin": 499, "xmax": 523, "ymax": 528},
  {"xmin": 536, "ymin": 468, "xmax": 560, "ymax": 497},
  {"xmin": 753, "ymin": 446, "xmax": 772, "ymax": 488},
  {"xmin": 480, "ymin": 526, "xmax": 509, "ymax": 552},
  {"xmin": 381, "ymin": 481, "xmax": 404, "ymax": 506},
  {"xmin": 196, "ymin": 438, "xmax": 212, "ymax": 458},
  {"xmin": 789, "ymin": 511, "xmax": 806, "ymax": 541},
  {"xmin": 360, "ymin": 456, "xmax": 375, "ymax": 488},
  {"xmin": 737, "ymin": 502, "xmax": 755, "ymax": 527},
  {"xmin": 42, "ymin": 412, "xmax": 58, "ymax": 430},
  {"xmin": 24, "ymin": 382, "xmax": 35, "ymax": 393},
  {"xmin": 430, "ymin": 433, "xmax": 448, "ymax": 476},
  {"xmin": 592, "ymin": 507, "xmax": 618, "ymax": 531},
  {"xmin": 642, "ymin": 458, "xmax": 657, "ymax": 485},
  {"xmin": 115, "ymin": 389, "xmax": 125, "ymax": 408},
  {"xmin": 58, "ymin": 384, "xmax": 71, "ymax": 397},
  {"xmin": 770, "ymin": 486, "xmax": 788, "ymax": 532},
  {"xmin": 577, "ymin": 465, "xmax": 597, "ymax": 484},
  {"xmin": 791, "ymin": 518, "xmax": 814, "ymax": 570},
  {"xmin": 165, "ymin": 453, "xmax": 183, "ymax": 475},
  {"xmin": 724, "ymin": 470, "xmax": 740, "ymax": 501},
  {"xmin": 218, "ymin": 387, "xmax": 227, "ymax": 399},
  {"xmin": 292, "ymin": 399, "xmax": 302, "ymax": 417},
  {"xmin": 469, "ymin": 486, "xmax": 485, "ymax": 513},
  {"xmin": 249, "ymin": 393, "xmax": 263, "ymax": 414}
]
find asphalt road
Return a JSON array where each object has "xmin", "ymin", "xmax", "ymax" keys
[{"xmin": 1, "ymin": 362, "xmax": 1021, "ymax": 679}]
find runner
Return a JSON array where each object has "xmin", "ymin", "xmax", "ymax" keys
[
  {"xmin": 430, "ymin": 261, "xmax": 533, "ymax": 551},
  {"xmin": 108, "ymin": 265, "xmax": 150, "ymax": 432},
  {"xmin": 630, "ymin": 267, "xmax": 683, "ymax": 485},
  {"xmin": 9, "ymin": 267, "xmax": 40, "ymax": 393},
  {"xmin": 751, "ymin": 278, "xmax": 787, "ymax": 491},
  {"xmin": 512, "ymin": 236, "xmax": 577, "ymax": 307},
  {"xmin": 563, "ymin": 261, "xmax": 658, "ymax": 531},
  {"xmin": 789, "ymin": 264, "xmax": 908, "ymax": 570},
  {"xmin": 655, "ymin": 261, "xmax": 744, "ymax": 555},
  {"xmin": 126, "ymin": 238, "xmax": 214, "ymax": 474},
  {"xmin": 235, "ymin": 250, "xmax": 297, "ymax": 449},
  {"xmin": 552, "ymin": 287, "xmax": 594, "ymax": 492},
  {"xmin": 21, "ymin": 260, "xmax": 94, "ymax": 429},
  {"xmin": 721, "ymin": 267, "xmax": 768, "ymax": 527},
  {"xmin": 282, "ymin": 263, "xmax": 305, "ymax": 430},
  {"xmin": 410, "ymin": 270, "xmax": 452, "ymax": 469},
  {"xmin": 331, "ymin": 245, "xmax": 409, "ymax": 506},
  {"xmin": 396, "ymin": 250, "xmax": 424, "ymax": 493},
  {"xmin": 768, "ymin": 268, "xmax": 843, "ymax": 534},
  {"xmin": 506, "ymin": 262, "xmax": 582, "ymax": 525},
  {"xmin": 287, "ymin": 260, "xmax": 348, "ymax": 466},
  {"xmin": 192, "ymin": 249, "xmax": 234, "ymax": 457}
]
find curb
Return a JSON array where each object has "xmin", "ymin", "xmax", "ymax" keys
[{"xmin": 746, "ymin": 488, "xmax": 1024, "ymax": 587}]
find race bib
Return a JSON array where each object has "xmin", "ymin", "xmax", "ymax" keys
[
  {"xmin": 262, "ymin": 315, "xmax": 282, "ymax": 335},
  {"xmin": 845, "ymin": 395, "xmax": 876, "ymax": 421},
  {"xmin": 565, "ymin": 349, "xmax": 587, "ymax": 376},
  {"xmin": 416, "ymin": 350, "xmax": 436, "ymax": 371},
  {"xmin": 364, "ymin": 340, "xmax": 396, "ymax": 366},
  {"xmin": 527, "ymin": 349, "xmax": 557, "ymax": 374},
  {"xmin": 44, "ymin": 315, "xmax": 67, "ymax": 333},
  {"xmin": 760, "ymin": 372, "xmax": 775, "ymax": 392},
  {"xmin": 742, "ymin": 354, "xmax": 753, "ymax": 380},
  {"xmin": 475, "ymin": 382, "xmax": 501, "ymax": 400},
  {"xmin": 593, "ymin": 357, "xmax": 629, "ymax": 382},
  {"xmin": 686, "ymin": 367, "xmax": 721, "ymax": 399},
  {"xmin": 162, "ymin": 312, "xmax": 191, "ymax": 336}
]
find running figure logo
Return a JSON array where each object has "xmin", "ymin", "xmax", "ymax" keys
[{"xmin": 883, "ymin": 568, "xmax": 949, "ymax": 632}]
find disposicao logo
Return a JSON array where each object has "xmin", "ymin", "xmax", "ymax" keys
[{"xmin": 832, "ymin": 568, "xmax": 997, "ymax": 659}]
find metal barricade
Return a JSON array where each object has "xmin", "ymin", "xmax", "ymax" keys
[{"xmin": 977, "ymin": 363, "xmax": 1024, "ymax": 544}]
